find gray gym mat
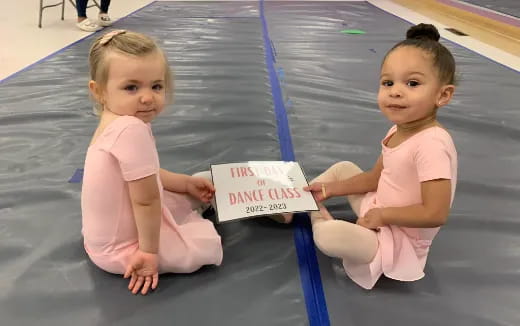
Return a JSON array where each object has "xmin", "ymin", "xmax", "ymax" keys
[
  {"xmin": 0, "ymin": 2, "xmax": 308, "ymax": 326},
  {"xmin": 461, "ymin": 0, "xmax": 520, "ymax": 18},
  {"xmin": 264, "ymin": 1, "xmax": 520, "ymax": 325}
]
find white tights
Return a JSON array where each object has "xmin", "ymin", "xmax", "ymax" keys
[{"xmin": 310, "ymin": 161, "xmax": 379, "ymax": 264}]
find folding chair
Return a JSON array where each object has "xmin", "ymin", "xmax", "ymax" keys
[{"xmin": 38, "ymin": 0, "xmax": 100, "ymax": 28}]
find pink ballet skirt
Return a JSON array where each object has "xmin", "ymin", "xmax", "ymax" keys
[
  {"xmin": 81, "ymin": 116, "xmax": 223, "ymax": 275},
  {"xmin": 342, "ymin": 126, "xmax": 457, "ymax": 289}
]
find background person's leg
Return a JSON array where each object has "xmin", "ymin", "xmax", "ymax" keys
[
  {"xmin": 76, "ymin": 0, "xmax": 88, "ymax": 19},
  {"xmin": 76, "ymin": 0, "xmax": 102, "ymax": 31},
  {"xmin": 98, "ymin": 0, "xmax": 113, "ymax": 26},
  {"xmin": 100, "ymin": 0, "xmax": 111, "ymax": 13}
]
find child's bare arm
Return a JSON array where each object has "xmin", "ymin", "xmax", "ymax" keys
[
  {"xmin": 380, "ymin": 179, "xmax": 451, "ymax": 228},
  {"xmin": 128, "ymin": 174, "xmax": 161, "ymax": 253},
  {"xmin": 159, "ymin": 168, "xmax": 191, "ymax": 193},
  {"xmin": 328, "ymin": 155, "xmax": 384, "ymax": 197}
]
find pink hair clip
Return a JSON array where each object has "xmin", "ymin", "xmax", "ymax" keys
[{"xmin": 99, "ymin": 29, "xmax": 127, "ymax": 46}]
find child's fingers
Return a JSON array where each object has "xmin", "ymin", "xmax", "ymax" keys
[
  {"xmin": 132, "ymin": 276, "xmax": 144, "ymax": 294},
  {"xmin": 200, "ymin": 193, "xmax": 210, "ymax": 203},
  {"xmin": 141, "ymin": 277, "xmax": 152, "ymax": 295},
  {"xmin": 204, "ymin": 192, "xmax": 214, "ymax": 202},
  {"xmin": 305, "ymin": 183, "xmax": 320, "ymax": 192},
  {"xmin": 128, "ymin": 272, "xmax": 137, "ymax": 290},
  {"xmin": 203, "ymin": 179, "xmax": 216, "ymax": 192},
  {"xmin": 123, "ymin": 266, "xmax": 132, "ymax": 279},
  {"xmin": 152, "ymin": 274, "xmax": 159, "ymax": 290}
]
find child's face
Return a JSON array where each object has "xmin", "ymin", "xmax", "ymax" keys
[
  {"xmin": 101, "ymin": 51, "xmax": 166, "ymax": 123},
  {"xmin": 378, "ymin": 46, "xmax": 449, "ymax": 126}
]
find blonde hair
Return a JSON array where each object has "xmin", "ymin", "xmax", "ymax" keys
[{"xmin": 88, "ymin": 30, "xmax": 174, "ymax": 115}]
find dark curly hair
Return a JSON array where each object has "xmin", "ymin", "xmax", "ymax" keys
[{"xmin": 383, "ymin": 24, "xmax": 456, "ymax": 85}]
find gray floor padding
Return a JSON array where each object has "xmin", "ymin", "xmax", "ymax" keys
[
  {"xmin": 0, "ymin": 2, "xmax": 308, "ymax": 326},
  {"xmin": 1, "ymin": 1, "xmax": 520, "ymax": 325},
  {"xmin": 264, "ymin": 1, "xmax": 520, "ymax": 325}
]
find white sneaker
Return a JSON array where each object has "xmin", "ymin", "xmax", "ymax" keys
[
  {"xmin": 76, "ymin": 18, "xmax": 102, "ymax": 32},
  {"xmin": 98, "ymin": 13, "xmax": 113, "ymax": 27}
]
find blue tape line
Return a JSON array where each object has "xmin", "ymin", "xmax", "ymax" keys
[
  {"xmin": 259, "ymin": 2, "xmax": 294, "ymax": 162},
  {"xmin": 259, "ymin": 1, "xmax": 330, "ymax": 325},
  {"xmin": 271, "ymin": 39, "xmax": 278, "ymax": 62},
  {"xmin": 68, "ymin": 168, "xmax": 84, "ymax": 183}
]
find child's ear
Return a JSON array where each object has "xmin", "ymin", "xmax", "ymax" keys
[
  {"xmin": 88, "ymin": 80, "xmax": 104, "ymax": 104},
  {"xmin": 437, "ymin": 84, "xmax": 455, "ymax": 108}
]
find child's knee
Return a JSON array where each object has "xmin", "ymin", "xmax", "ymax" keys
[
  {"xmin": 333, "ymin": 161, "xmax": 362, "ymax": 173},
  {"xmin": 328, "ymin": 161, "xmax": 363, "ymax": 181}
]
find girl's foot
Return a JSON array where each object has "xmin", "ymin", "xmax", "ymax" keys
[
  {"xmin": 310, "ymin": 205, "xmax": 334, "ymax": 224},
  {"xmin": 270, "ymin": 205, "xmax": 334, "ymax": 224},
  {"xmin": 317, "ymin": 205, "xmax": 334, "ymax": 220},
  {"xmin": 98, "ymin": 13, "xmax": 113, "ymax": 27},
  {"xmin": 76, "ymin": 18, "xmax": 101, "ymax": 32},
  {"xmin": 270, "ymin": 213, "xmax": 294, "ymax": 224}
]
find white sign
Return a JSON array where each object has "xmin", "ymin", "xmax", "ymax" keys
[{"xmin": 210, "ymin": 161, "xmax": 319, "ymax": 223}]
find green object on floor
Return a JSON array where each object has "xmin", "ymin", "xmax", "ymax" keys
[{"xmin": 341, "ymin": 29, "xmax": 366, "ymax": 34}]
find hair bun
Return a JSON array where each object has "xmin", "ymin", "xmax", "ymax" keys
[{"xmin": 406, "ymin": 23, "xmax": 440, "ymax": 41}]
